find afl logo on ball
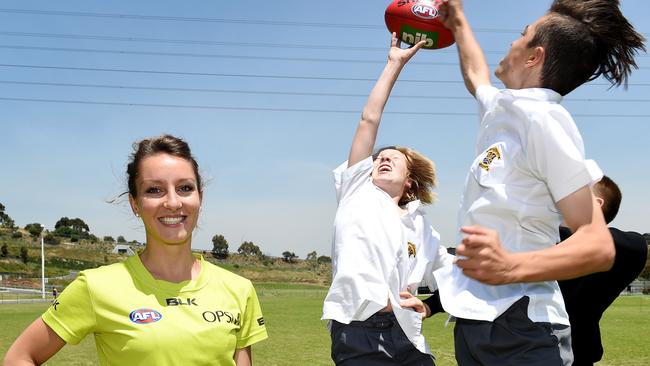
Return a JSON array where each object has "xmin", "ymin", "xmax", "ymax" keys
[
  {"xmin": 129, "ymin": 308, "xmax": 162, "ymax": 324},
  {"xmin": 411, "ymin": 3, "xmax": 438, "ymax": 20}
]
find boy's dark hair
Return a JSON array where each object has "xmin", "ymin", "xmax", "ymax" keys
[
  {"xmin": 593, "ymin": 176, "xmax": 622, "ymax": 224},
  {"xmin": 530, "ymin": 0, "xmax": 645, "ymax": 96}
]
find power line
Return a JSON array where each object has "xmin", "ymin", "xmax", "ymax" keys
[
  {"xmin": 0, "ymin": 8, "xmax": 520, "ymax": 32},
  {"xmin": 1, "ymin": 96, "xmax": 648, "ymax": 117},
  {"xmin": 0, "ymin": 97, "xmax": 474, "ymax": 114},
  {"xmin": 2, "ymin": 63, "xmax": 649, "ymax": 86},
  {"xmin": 0, "ymin": 45, "xmax": 464, "ymax": 66},
  {"xmin": 1, "ymin": 31, "xmax": 646, "ymax": 59},
  {"xmin": 0, "ymin": 30, "xmax": 397, "ymax": 50},
  {"xmin": 0, "ymin": 30, "xmax": 502, "ymax": 54},
  {"xmin": 0, "ymin": 63, "xmax": 462, "ymax": 83},
  {"xmin": 3, "ymin": 80, "xmax": 650, "ymax": 103},
  {"xmin": 0, "ymin": 80, "xmax": 462, "ymax": 98}
]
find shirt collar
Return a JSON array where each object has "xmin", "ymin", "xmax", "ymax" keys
[
  {"xmin": 504, "ymin": 87, "xmax": 563, "ymax": 104},
  {"xmin": 404, "ymin": 200, "xmax": 422, "ymax": 215}
]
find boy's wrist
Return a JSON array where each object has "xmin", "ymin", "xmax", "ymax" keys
[{"xmin": 424, "ymin": 303, "xmax": 432, "ymax": 318}]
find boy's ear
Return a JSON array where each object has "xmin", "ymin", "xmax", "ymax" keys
[{"xmin": 526, "ymin": 46, "xmax": 545, "ymax": 68}]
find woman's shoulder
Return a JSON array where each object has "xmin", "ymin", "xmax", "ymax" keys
[{"xmin": 78, "ymin": 259, "xmax": 131, "ymax": 281}]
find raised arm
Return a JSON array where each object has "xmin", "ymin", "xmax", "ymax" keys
[
  {"xmin": 439, "ymin": 0, "xmax": 491, "ymax": 96},
  {"xmin": 348, "ymin": 33, "xmax": 425, "ymax": 167}
]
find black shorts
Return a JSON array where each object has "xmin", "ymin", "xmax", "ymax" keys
[
  {"xmin": 454, "ymin": 296, "xmax": 573, "ymax": 366},
  {"xmin": 330, "ymin": 312, "xmax": 435, "ymax": 366}
]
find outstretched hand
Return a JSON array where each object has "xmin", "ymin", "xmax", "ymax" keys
[
  {"xmin": 388, "ymin": 32, "xmax": 426, "ymax": 66},
  {"xmin": 455, "ymin": 225, "xmax": 517, "ymax": 285}
]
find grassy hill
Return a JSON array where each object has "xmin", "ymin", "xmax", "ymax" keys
[{"xmin": 0, "ymin": 228, "xmax": 332, "ymax": 290}]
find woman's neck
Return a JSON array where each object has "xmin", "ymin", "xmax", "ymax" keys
[{"xmin": 139, "ymin": 243, "xmax": 200, "ymax": 282}]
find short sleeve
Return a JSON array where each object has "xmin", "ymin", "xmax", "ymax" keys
[
  {"xmin": 236, "ymin": 282, "xmax": 268, "ymax": 349},
  {"xmin": 526, "ymin": 113, "xmax": 600, "ymax": 202},
  {"xmin": 475, "ymin": 85, "xmax": 500, "ymax": 122},
  {"xmin": 333, "ymin": 157, "xmax": 373, "ymax": 204},
  {"xmin": 41, "ymin": 272, "xmax": 96, "ymax": 345}
]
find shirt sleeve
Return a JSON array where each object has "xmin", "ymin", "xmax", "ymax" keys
[
  {"xmin": 475, "ymin": 84, "xmax": 500, "ymax": 123},
  {"xmin": 41, "ymin": 272, "xmax": 96, "ymax": 345},
  {"xmin": 333, "ymin": 156, "xmax": 373, "ymax": 204},
  {"xmin": 526, "ymin": 112, "xmax": 601, "ymax": 202},
  {"xmin": 236, "ymin": 282, "xmax": 268, "ymax": 349}
]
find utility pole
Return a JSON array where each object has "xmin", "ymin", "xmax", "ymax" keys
[{"xmin": 41, "ymin": 234, "xmax": 45, "ymax": 299}]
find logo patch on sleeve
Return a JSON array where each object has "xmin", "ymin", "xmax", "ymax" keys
[
  {"xmin": 407, "ymin": 242, "xmax": 417, "ymax": 257},
  {"xmin": 478, "ymin": 146, "xmax": 502, "ymax": 171},
  {"xmin": 257, "ymin": 317, "xmax": 265, "ymax": 326}
]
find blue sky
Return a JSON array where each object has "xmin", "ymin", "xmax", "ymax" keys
[{"xmin": 1, "ymin": 0, "xmax": 648, "ymax": 257}]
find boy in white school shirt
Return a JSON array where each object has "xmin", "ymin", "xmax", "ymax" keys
[
  {"xmin": 431, "ymin": 0, "xmax": 645, "ymax": 365},
  {"xmin": 322, "ymin": 34, "xmax": 453, "ymax": 366}
]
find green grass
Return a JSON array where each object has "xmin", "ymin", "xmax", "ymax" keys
[
  {"xmin": 1, "ymin": 292, "xmax": 648, "ymax": 365},
  {"xmin": 596, "ymin": 296, "xmax": 650, "ymax": 366}
]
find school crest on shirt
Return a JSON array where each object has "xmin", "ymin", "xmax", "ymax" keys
[
  {"xmin": 478, "ymin": 146, "xmax": 502, "ymax": 171},
  {"xmin": 407, "ymin": 242, "xmax": 416, "ymax": 258}
]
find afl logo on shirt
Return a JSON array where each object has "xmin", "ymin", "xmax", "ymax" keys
[{"xmin": 129, "ymin": 308, "xmax": 162, "ymax": 324}]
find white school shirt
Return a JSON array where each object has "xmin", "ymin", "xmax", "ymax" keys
[
  {"xmin": 435, "ymin": 85, "xmax": 602, "ymax": 325},
  {"xmin": 322, "ymin": 157, "xmax": 452, "ymax": 354}
]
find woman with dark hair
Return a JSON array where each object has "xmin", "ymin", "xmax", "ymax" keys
[{"xmin": 4, "ymin": 135, "xmax": 267, "ymax": 366}]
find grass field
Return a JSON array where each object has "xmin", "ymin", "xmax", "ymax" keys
[{"xmin": 1, "ymin": 287, "xmax": 648, "ymax": 365}]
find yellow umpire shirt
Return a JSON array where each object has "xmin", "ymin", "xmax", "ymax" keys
[{"xmin": 42, "ymin": 254, "xmax": 268, "ymax": 366}]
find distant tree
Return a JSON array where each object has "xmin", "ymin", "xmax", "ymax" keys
[
  {"xmin": 103, "ymin": 236, "xmax": 115, "ymax": 243},
  {"xmin": 117, "ymin": 235, "xmax": 126, "ymax": 243},
  {"xmin": 306, "ymin": 251, "xmax": 318, "ymax": 261},
  {"xmin": 20, "ymin": 246, "xmax": 28, "ymax": 263},
  {"xmin": 11, "ymin": 231, "xmax": 22, "ymax": 239},
  {"xmin": 88, "ymin": 234, "xmax": 99, "ymax": 243},
  {"xmin": 54, "ymin": 217, "xmax": 90, "ymax": 238},
  {"xmin": 70, "ymin": 218, "xmax": 90, "ymax": 233},
  {"xmin": 43, "ymin": 233, "xmax": 60, "ymax": 245},
  {"xmin": 211, "ymin": 234, "xmax": 229, "ymax": 259},
  {"xmin": 238, "ymin": 241, "xmax": 262, "ymax": 257},
  {"xmin": 0, "ymin": 202, "xmax": 12, "ymax": 229},
  {"xmin": 0, "ymin": 212, "xmax": 14, "ymax": 229},
  {"xmin": 317, "ymin": 255, "xmax": 332, "ymax": 264},
  {"xmin": 282, "ymin": 251, "xmax": 298, "ymax": 263},
  {"xmin": 24, "ymin": 223, "xmax": 44, "ymax": 239},
  {"xmin": 54, "ymin": 217, "xmax": 70, "ymax": 230},
  {"xmin": 1, "ymin": 243, "xmax": 8, "ymax": 257}
]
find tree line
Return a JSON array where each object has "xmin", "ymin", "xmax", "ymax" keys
[
  {"xmin": 0, "ymin": 202, "xmax": 138, "ymax": 247},
  {"xmin": 210, "ymin": 234, "xmax": 331, "ymax": 264},
  {"xmin": 1, "ymin": 202, "xmax": 331, "ymax": 263}
]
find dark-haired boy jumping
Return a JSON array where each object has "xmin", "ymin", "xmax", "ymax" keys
[{"xmin": 433, "ymin": 0, "xmax": 646, "ymax": 364}]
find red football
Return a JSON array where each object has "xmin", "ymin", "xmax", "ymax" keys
[{"xmin": 385, "ymin": 0, "xmax": 455, "ymax": 49}]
